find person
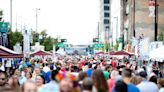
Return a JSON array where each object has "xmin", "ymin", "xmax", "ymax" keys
[
  {"xmin": 59, "ymin": 78, "xmax": 73, "ymax": 92},
  {"xmin": 82, "ymin": 78, "xmax": 93, "ymax": 92},
  {"xmin": 0, "ymin": 86, "xmax": 17, "ymax": 92},
  {"xmin": 22, "ymin": 80, "xmax": 37, "ymax": 92},
  {"xmin": 85, "ymin": 63, "xmax": 94, "ymax": 78},
  {"xmin": 103, "ymin": 65, "xmax": 109, "ymax": 80},
  {"xmin": 43, "ymin": 63, "xmax": 50, "ymax": 73},
  {"xmin": 32, "ymin": 67, "xmax": 41, "ymax": 79},
  {"xmin": 130, "ymin": 76, "xmax": 140, "ymax": 85},
  {"xmin": 149, "ymin": 75, "xmax": 157, "ymax": 84},
  {"xmin": 35, "ymin": 75, "xmax": 45, "ymax": 92},
  {"xmin": 112, "ymin": 80, "xmax": 128, "ymax": 92},
  {"xmin": 21, "ymin": 72, "xmax": 32, "ymax": 84},
  {"xmin": 45, "ymin": 64, "xmax": 54, "ymax": 83},
  {"xmin": 78, "ymin": 71, "xmax": 88, "ymax": 84},
  {"xmin": 0, "ymin": 71, "xmax": 7, "ymax": 87},
  {"xmin": 157, "ymin": 78, "xmax": 164, "ymax": 92},
  {"xmin": 137, "ymin": 71, "xmax": 158, "ymax": 92},
  {"xmin": 7, "ymin": 75, "xmax": 20, "ymax": 91},
  {"xmin": 42, "ymin": 70, "xmax": 59, "ymax": 92},
  {"xmin": 92, "ymin": 70, "xmax": 108, "ymax": 92},
  {"xmin": 107, "ymin": 70, "xmax": 120, "ymax": 92},
  {"xmin": 0, "ymin": 62, "xmax": 5, "ymax": 71},
  {"xmin": 122, "ymin": 69, "xmax": 140, "ymax": 92}
]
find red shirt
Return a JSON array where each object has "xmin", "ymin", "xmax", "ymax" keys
[
  {"xmin": 111, "ymin": 60, "xmax": 116, "ymax": 68},
  {"xmin": 108, "ymin": 79, "xmax": 115, "ymax": 92}
]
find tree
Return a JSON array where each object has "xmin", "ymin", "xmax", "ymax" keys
[
  {"xmin": 158, "ymin": 31, "xmax": 164, "ymax": 41},
  {"xmin": 0, "ymin": 10, "xmax": 3, "ymax": 21},
  {"xmin": 31, "ymin": 31, "xmax": 39, "ymax": 45},
  {"xmin": 42, "ymin": 36, "xmax": 54, "ymax": 51},
  {"xmin": 8, "ymin": 31, "xmax": 23, "ymax": 49}
]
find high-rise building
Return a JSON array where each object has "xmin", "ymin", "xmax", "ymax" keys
[{"xmin": 99, "ymin": 0, "xmax": 111, "ymax": 51}]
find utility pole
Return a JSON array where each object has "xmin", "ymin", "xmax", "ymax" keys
[
  {"xmin": 36, "ymin": 8, "xmax": 40, "ymax": 32},
  {"xmin": 154, "ymin": 0, "xmax": 158, "ymax": 41},
  {"xmin": 10, "ymin": 0, "xmax": 12, "ymax": 31}
]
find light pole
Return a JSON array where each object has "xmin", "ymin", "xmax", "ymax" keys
[
  {"xmin": 36, "ymin": 8, "xmax": 40, "ymax": 32},
  {"xmin": 154, "ymin": 0, "xmax": 158, "ymax": 41},
  {"xmin": 10, "ymin": 0, "xmax": 12, "ymax": 31}
]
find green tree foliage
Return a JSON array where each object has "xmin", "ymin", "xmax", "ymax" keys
[
  {"xmin": 8, "ymin": 31, "xmax": 23, "ymax": 49},
  {"xmin": 158, "ymin": 31, "xmax": 164, "ymax": 41},
  {"xmin": 0, "ymin": 10, "xmax": 3, "ymax": 21},
  {"xmin": 42, "ymin": 36, "xmax": 54, "ymax": 51}
]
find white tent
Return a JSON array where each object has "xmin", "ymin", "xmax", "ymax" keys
[
  {"xmin": 56, "ymin": 48, "xmax": 66, "ymax": 56},
  {"xmin": 149, "ymin": 45, "xmax": 164, "ymax": 61}
]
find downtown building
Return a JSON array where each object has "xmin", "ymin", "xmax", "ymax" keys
[
  {"xmin": 99, "ymin": 0, "xmax": 111, "ymax": 51},
  {"xmin": 108, "ymin": 0, "xmax": 164, "ymax": 51}
]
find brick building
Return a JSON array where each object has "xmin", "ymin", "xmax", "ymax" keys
[{"xmin": 124, "ymin": 0, "xmax": 164, "ymax": 42}]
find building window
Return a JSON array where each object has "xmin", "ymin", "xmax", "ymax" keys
[
  {"xmin": 104, "ymin": 0, "xmax": 109, "ymax": 4},
  {"xmin": 104, "ymin": 6, "xmax": 109, "ymax": 10},
  {"xmin": 104, "ymin": 19, "xmax": 109, "ymax": 24},
  {"xmin": 104, "ymin": 12, "xmax": 110, "ymax": 17}
]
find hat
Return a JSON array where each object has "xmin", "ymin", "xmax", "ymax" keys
[{"xmin": 139, "ymin": 71, "xmax": 147, "ymax": 78}]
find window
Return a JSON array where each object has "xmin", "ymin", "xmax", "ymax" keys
[
  {"xmin": 104, "ymin": 6, "xmax": 109, "ymax": 10},
  {"xmin": 104, "ymin": 0, "xmax": 109, "ymax": 4},
  {"xmin": 104, "ymin": 19, "xmax": 109, "ymax": 24},
  {"xmin": 104, "ymin": 12, "xmax": 110, "ymax": 17}
]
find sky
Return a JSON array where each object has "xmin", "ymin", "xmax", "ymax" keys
[{"xmin": 0, "ymin": 0, "xmax": 100, "ymax": 45}]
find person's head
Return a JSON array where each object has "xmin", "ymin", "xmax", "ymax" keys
[
  {"xmin": 0, "ymin": 71, "xmax": 7, "ymax": 86},
  {"xmin": 14, "ymin": 69, "xmax": 21, "ymax": 77},
  {"xmin": 34, "ymin": 68, "xmax": 40, "ymax": 75},
  {"xmin": 22, "ymin": 80, "xmax": 37, "ymax": 92},
  {"xmin": 110, "ymin": 70, "xmax": 119, "ymax": 79},
  {"xmin": 82, "ymin": 78, "xmax": 93, "ymax": 91},
  {"xmin": 130, "ymin": 76, "xmax": 140, "ymax": 85},
  {"xmin": 88, "ymin": 63, "xmax": 92, "ymax": 69},
  {"xmin": 138, "ymin": 71, "xmax": 147, "ymax": 81},
  {"xmin": 25, "ymin": 72, "xmax": 32, "ymax": 79},
  {"xmin": 157, "ymin": 78, "xmax": 164, "ymax": 89},
  {"xmin": 114, "ymin": 80, "xmax": 128, "ymax": 92},
  {"xmin": 59, "ymin": 78, "xmax": 73, "ymax": 92},
  {"xmin": 149, "ymin": 75, "xmax": 157, "ymax": 84},
  {"xmin": 122, "ymin": 69, "xmax": 132, "ymax": 84},
  {"xmin": 92, "ymin": 70, "xmax": 108, "ymax": 92},
  {"xmin": 78, "ymin": 71, "xmax": 88, "ymax": 81},
  {"xmin": 51, "ymin": 70, "xmax": 58, "ymax": 81},
  {"xmin": 35, "ymin": 75, "xmax": 45, "ymax": 87}
]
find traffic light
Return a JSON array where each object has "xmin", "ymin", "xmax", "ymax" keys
[
  {"xmin": 93, "ymin": 38, "xmax": 99, "ymax": 42},
  {"xmin": 61, "ymin": 39, "xmax": 67, "ymax": 42}
]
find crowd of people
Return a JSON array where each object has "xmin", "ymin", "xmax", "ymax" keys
[{"xmin": 0, "ymin": 55, "xmax": 164, "ymax": 92}]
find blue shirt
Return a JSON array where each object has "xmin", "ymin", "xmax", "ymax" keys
[
  {"xmin": 45, "ymin": 71, "xmax": 51, "ymax": 83},
  {"xmin": 85, "ymin": 68, "xmax": 94, "ymax": 78},
  {"xmin": 128, "ymin": 84, "xmax": 140, "ymax": 92}
]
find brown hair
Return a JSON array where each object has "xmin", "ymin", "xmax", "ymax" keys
[
  {"xmin": 92, "ymin": 70, "xmax": 108, "ymax": 92},
  {"xmin": 158, "ymin": 78, "xmax": 164, "ymax": 87},
  {"xmin": 78, "ymin": 71, "xmax": 88, "ymax": 81},
  {"xmin": 130, "ymin": 76, "xmax": 140, "ymax": 85}
]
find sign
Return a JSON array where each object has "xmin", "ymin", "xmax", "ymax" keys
[
  {"xmin": 57, "ymin": 43, "xmax": 66, "ymax": 47},
  {"xmin": 23, "ymin": 28, "xmax": 31, "ymax": 58},
  {"xmin": 93, "ymin": 43, "xmax": 104, "ymax": 48},
  {"xmin": 0, "ymin": 22, "xmax": 8, "ymax": 32},
  {"xmin": 148, "ymin": 0, "xmax": 155, "ymax": 17}
]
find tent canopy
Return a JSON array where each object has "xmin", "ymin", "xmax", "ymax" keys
[
  {"xmin": 0, "ymin": 45, "xmax": 23, "ymax": 58},
  {"xmin": 113, "ymin": 50, "xmax": 134, "ymax": 56},
  {"xmin": 149, "ymin": 46, "xmax": 164, "ymax": 60},
  {"xmin": 31, "ymin": 50, "xmax": 52, "ymax": 56}
]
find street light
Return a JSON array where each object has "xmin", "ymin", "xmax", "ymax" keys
[{"xmin": 36, "ymin": 8, "xmax": 40, "ymax": 32}]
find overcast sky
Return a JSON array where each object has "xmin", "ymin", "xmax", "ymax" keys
[{"xmin": 0, "ymin": 0, "xmax": 100, "ymax": 45}]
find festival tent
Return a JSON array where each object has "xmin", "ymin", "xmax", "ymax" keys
[
  {"xmin": 113, "ymin": 50, "xmax": 134, "ymax": 56},
  {"xmin": 30, "ymin": 50, "xmax": 52, "ymax": 57},
  {"xmin": 149, "ymin": 46, "xmax": 164, "ymax": 61},
  {"xmin": 0, "ymin": 45, "xmax": 23, "ymax": 58}
]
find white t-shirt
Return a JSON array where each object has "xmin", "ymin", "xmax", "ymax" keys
[{"xmin": 5, "ymin": 59, "xmax": 12, "ymax": 67}]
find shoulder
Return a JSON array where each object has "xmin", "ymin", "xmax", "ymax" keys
[{"xmin": 128, "ymin": 84, "xmax": 140, "ymax": 92}]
